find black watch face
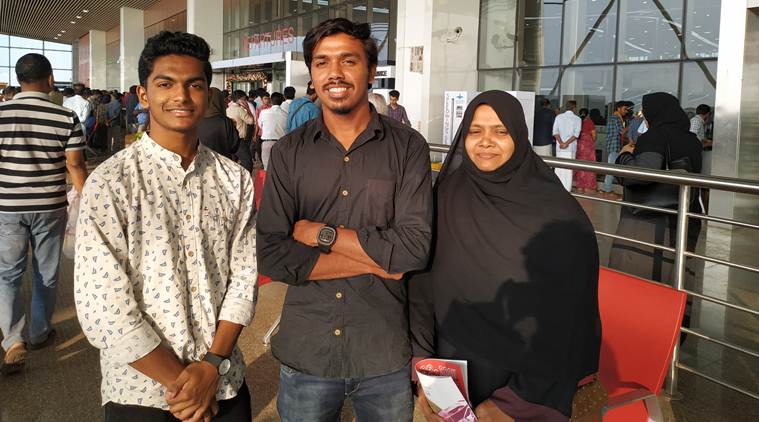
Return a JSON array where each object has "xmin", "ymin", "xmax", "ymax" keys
[{"xmin": 318, "ymin": 227, "xmax": 336, "ymax": 245}]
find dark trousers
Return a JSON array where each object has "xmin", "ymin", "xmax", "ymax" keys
[
  {"xmin": 104, "ymin": 382, "xmax": 251, "ymax": 422},
  {"xmin": 236, "ymin": 139, "xmax": 254, "ymax": 172}
]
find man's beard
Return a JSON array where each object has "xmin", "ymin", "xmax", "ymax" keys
[{"xmin": 328, "ymin": 102, "xmax": 354, "ymax": 115}]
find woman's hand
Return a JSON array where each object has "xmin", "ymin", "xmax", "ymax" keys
[
  {"xmin": 474, "ymin": 399, "xmax": 515, "ymax": 422},
  {"xmin": 416, "ymin": 386, "xmax": 444, "ymax": 422},
  {"xmin": 620, "ymin": 143, "xmax": 635, "ymax": 155}
]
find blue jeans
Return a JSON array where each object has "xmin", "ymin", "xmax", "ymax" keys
[
  {"xmin": 0, "ymin": 209, "xmax": 66, "ymax": 351},
  {"xmin": 602, "ymin": 151, "xmax": 619, "ymax": 193},
  {"xmin": 277, "ymin": 363, "xmax": 413, "ymax": 422}
]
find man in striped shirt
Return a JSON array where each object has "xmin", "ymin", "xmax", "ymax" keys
[{"xmin": 0, "ymin": 53, "xmax": 88, "ymax": 374}]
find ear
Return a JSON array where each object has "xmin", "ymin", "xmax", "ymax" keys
[
  {"xmin": 48, "ymin": 74, "xmax": 55, "ymax": 90},
  {"xmin": 368, "ymin": 64, "xmax": 377, "ymax": 85},
  {"xmin": 136, "ymin": 85, "xmax": 148, "ymax": 107}
]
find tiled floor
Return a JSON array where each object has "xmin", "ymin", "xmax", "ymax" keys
[{"xmin": 1, "ymin": 186, "xmax": 758, "ymax": 421}]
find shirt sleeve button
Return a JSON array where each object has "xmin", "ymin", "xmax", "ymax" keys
[
  {"xmin": 335, "ymin": 292, "xmax": 343, "ymax": 299},
  {"xmin": 334, "ymin": 329, "xmax": 342, "ymax": 336}
]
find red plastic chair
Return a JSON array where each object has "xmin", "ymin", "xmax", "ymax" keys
[
  {"xmin": 598, "ymin": 267, "xmax": 687, "ymax": 422},
  {"xmin": 254, "ymin": 169, "xmax": 272, "ymax": 287}
]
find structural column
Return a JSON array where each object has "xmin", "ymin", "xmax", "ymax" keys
[
  {"xmin": 120, "ymin": 7, "xmax": 144, "ymax": 92},
  {"xmin": 187, "ymin": 0, "xmax": 224, "ymax": 88},
  {"xmin": 89, "ymin": 30, "xmax": 107, "ymax": 89}
]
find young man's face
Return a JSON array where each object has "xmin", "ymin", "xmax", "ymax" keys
[
  {"xmin": 262, "ymin": 96, "xmax": 271, "ymax": 106},
  {"xmin": 137, "ymin": 54, "xmax": 208, "ymax": 135},
  {"xmin": 310, "ymin": 32, "xmax": 376, "ymax": 115},
  {"xmin": 389, "ymin": 95, "xmax": 398, "ymax": 106}
]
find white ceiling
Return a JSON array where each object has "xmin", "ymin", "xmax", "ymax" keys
[{"xmin": 0, "ymin": 0, "xmax": 161, "ymax": 44}]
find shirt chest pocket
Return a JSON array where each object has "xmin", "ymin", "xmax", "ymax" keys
[
  {"xmin": 200, "ymin": 210, "xmax": 234, "ymax": 253},
  {"xmin": 363, "ymin": 179, "xmax": 396, "ymax": 227}
]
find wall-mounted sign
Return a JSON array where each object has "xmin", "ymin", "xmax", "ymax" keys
[
  {"xmin": 243, "ymin": 27, "xmax": 296, "ymax": 48},
  {"xmin": 225, "ymin": 71, "xmax": 269, "ymax": 91},
  {"xmin": 410, "ymin": 46, "xmax": 424, "ymax": 74}
]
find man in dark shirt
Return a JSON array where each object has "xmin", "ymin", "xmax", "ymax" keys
[
  {"xmin": 256, "ymin": 18, "xmax": 432, "ymax": 422},
  {"xmin": 533, "ymin": 98, "xmax": 556, "ymax": 157}
]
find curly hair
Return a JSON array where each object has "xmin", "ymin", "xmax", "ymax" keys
[
  {"xmin": 138, "ymin": 31, "xmax": 212, "ymax": 87},
  {"xmin": 303, "ymin": 18, "xmax": 378, "ymax": 73}
]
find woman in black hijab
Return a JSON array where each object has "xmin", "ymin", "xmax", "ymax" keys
[
  {"xmin": 609, "ymin": 92, "xmax": 703, "ymax": 285},
  {"xmin": 197, "ymin": 87, "xmax": 240, "ymax": 161},
  {"xmin": 410, "ymin": 91, "xmax": 601, "ymax": 421}
]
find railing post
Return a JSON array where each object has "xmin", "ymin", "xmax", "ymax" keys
[{"xmin": 665, "ymin": 184, "xmax": 691, "ymax": 400}]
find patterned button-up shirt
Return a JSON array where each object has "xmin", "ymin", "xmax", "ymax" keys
[
  {"xmin": 690, "ymin": 115, "xmax": 706, "ymax": 141},
  {"xmin": 74, "ymin": 133, "xmax": 257, "ymax": 409},
  {"xmin": 606, "ymin": 114, "xmax": 625, "ymax": 155}
]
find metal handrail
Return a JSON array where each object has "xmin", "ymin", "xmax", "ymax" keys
[
  {"xmin": 428, "ymin": 143, "xmax": 759, "ymax": 194},
  {"xmin": 427, "ymin": 142, "xmax": 759, "ymax": 401}
]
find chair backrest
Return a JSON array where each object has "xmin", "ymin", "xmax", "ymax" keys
[
  {"xmin": 598, "ymin": 267, "xmax": 687, "ymax": 394},
  {"xmin": 254, "ymin": 169, "xmax": 272, "ymax": 286}
]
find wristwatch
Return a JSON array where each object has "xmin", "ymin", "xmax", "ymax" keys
[
  {"xmin": 317, "ymin": 224, "xmax": 338, "ymax": 254},
  {"xmin": 202, "ymin": 352, "xmax": 231, "ymax": 376}
]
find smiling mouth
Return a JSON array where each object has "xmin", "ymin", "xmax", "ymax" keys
[{"xmin": 325, "ymin": 85, "xmax": 351, "ymax": 99}]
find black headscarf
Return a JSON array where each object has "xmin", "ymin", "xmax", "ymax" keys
[
  {"xmin": 413, "ymin": 91, "xmax": 601, "ymax": 408},
  {"xmin": 636, "ymin": 92, "xmax": 702, "ymax": 172}
]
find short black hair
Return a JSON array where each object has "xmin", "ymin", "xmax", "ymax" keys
[
  {"xmin": 565, "ymin": 100, "xmax": 577, "ymax": 110},
  {"xmin": 232, "ymin": 90, "xmax": 247, "ymax": 102},
  {"xmin": 696, "ymin": 104, "xmax": 711, "ymax": 115},
  {"xmin": 62, "ymin": 87, "xmax": 75, "ymax": 97},
  {"xmin": 138, "ymin": 31, "xmax": 212, "ymax": 87},
  {"xmin": 284, "ymin": 86, "xmax": 296, "ymax": 100},
  {"xmin": 541, "ymin": 98, "xmax": 551, "ymax": 107},
  {"xmin": 248, "ymin": 89, "xmax": 257, "ymax": 98},
  {"xmin": 579, "ymin": 108, "xmax": 589, "ymax": 118},
  {"xmin": 260, "ymin": 91, "xmax": 270, "ymax": 99},
  {"xmin": 389, "ymin": 90, "xmax": 400, "ymax": 99},
  {"xmin": 271, "ymin": 92, "xmax": 284, "ymax": 106},
  {"xmin": 15, "ymin": 53, "xmax": 53, "ymax": 83},
  {"xmin": 614, "ymin": 101, "xmax": 628, "ymax": 110},
  {"xmin": 303, "ymin": 18, "xmax": 378, "ymax": 73}
]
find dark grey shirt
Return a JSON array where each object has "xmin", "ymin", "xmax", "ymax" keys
[
  {"xmin": 256, "ymin": 108, "xmax": 433, "ymax": 378},
  {"xmin": 533, "ymin": 107, "xmax": 556, "ymax": 146}
]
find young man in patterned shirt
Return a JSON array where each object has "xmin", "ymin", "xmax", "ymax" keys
[{"xmin": 74, "ymin": 31, "xmax": 257, "ymax": 422}]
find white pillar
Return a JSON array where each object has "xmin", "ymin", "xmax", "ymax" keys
[
  {"xmin": 120, "ymin": 7, "xmax": 144, "ymax": 92},
  {"xmin": 395, "ymin": 0, "xmax": 480, "ymax": 142},
  {"xmin": 187, "ymin": 0, "xmax": 224, "ymax": 88},
  {"xmin": 89, "ymin": 30, "xmax": 107, "ymax": 89}
]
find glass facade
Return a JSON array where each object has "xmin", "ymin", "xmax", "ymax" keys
[
  {"xmin": 145, "ymin": 11, "xmax": 188, "ymax": 40},
  {"xmin": 0, "ymin": 34, "xmax": 73, "ymax": 87},
  {"xmin": 478, "ymin": 0, "xmax": 720, "ymax": 118},
  {"xmin": 222, "ymin": 0, "xmax": 396, "ymax": 64}
]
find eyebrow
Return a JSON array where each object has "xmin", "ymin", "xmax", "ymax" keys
[
  {"xmin": 151, "ymin": 74, "xmax": 206, "ymax": 84},
  {"xmin": 470, "ymin": 123, "xmax": 508, "ymax": 129},
  {"xmin": 313, "ymin": 52, "xmax": 362, "ymax": 60}
]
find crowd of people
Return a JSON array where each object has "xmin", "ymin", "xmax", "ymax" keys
[{"xmin": 0, "ymin": 15, "xmax": 711, "ymax": 422}]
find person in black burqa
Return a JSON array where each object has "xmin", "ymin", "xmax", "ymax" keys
[{"xmin": 409, "ymin": 90, "xmax": 601, "ymax": 421}]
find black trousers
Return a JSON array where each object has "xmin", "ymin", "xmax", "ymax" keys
[{"xmin": 103, "ymin": 382, "xmax": 251, "ymax": 422}]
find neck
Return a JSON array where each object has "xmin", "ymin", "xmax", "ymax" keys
[
  {"xmin": 323, "ymin": 101, "xmax": 372, "ymax": 150},
  {"xmin": 20, "ymin": 82, "xmax": 50, "ymax": 94},
  {"xmin": 149, "ymin": 126, "xmax": 199, "ymax": 169}
]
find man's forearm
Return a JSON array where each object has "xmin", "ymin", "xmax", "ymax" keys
[
  {"xmin": 307, "ymin": 250, "xmax": 398, "ymax": 281},
  {"xmin": 209, "ymin": 320, "xmax": 244, "ymax": 358},
  {"xmin": 67, "ymin": 163, "xmax": 88, "ymax": 193},
  {"xmin": 130, "ymin": 345, "xmax": 186, "ymax": 388}
]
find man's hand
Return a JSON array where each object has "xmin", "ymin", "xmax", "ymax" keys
[
  {"xmin": 416, "ymin": 386, "xmax": 444, "ymax": 422},
  {"xmin": 166, "ymin": 361, "xmax": 220, "ymax": 422},
  {"xmin": 474, "ymin": 399, "xmax": 515, "ymax": 422},
  {"xmin": 293, "ymin": 219, "xmax": 323, "ymax": 247},
  {"xmin": 620, "ymin": 143, "xmax": 635, "ymax": 155},
  {"xmin": 559, "ymin": 142, "xmax": 568, "ymax": 150},
  {"xmin": 372, "ymin": 266, "xmax": 405, "ymax": 280}
]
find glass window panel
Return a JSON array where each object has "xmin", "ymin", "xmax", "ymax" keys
[
  {"xmin": 616, "ymin": 62, "xmax": 679, "ymax": 107},
  {"xmin": 44, "ymin": 41, "xmax": 72, "ymax": 51},
  {"xmin": 619, "ymin": 0, "xmax": 684, "ymax": 62},
  {"xmin": 479, "ymin": 0, "xmax": 517, "ymax": 69},
  {"xmin": 0, "ymin": 34, "xmax": 9, "ymax": 46},
  {"xmin": 519, "ymin": 0, "xmax": 562, "ymax": 66},
  {"xmin": 352, "ymin": 2, "xmax": 368, "ymax": 23},
  {"xmin": 478, "ymin": 69, "xmax": 513, "ymax": 91},
  {"xmin": 53, "ymin": 69, "xmax": 72, "ymax": 83},
  {"xmin": 685, "ymin": 0, "xmax": 720, "ymax": 59},
  {"xmin": 0, "ymin": 67, "xmax": 9, "ymax": 85},
  {"xmin": 45, "ymin": 50, "xmax": 71, "ymax": 70},
  {"xmin": 561, "ymin": 65, "xmax": 614, "ymax": 118},
  {"xmin": 10, "ymin": 36, "xmax": 43, "ymax": 49},
  {"xmin": 562, "ymin": 0, "xmax": 617, "ymax": 65},
  {"xmin": 517, "ymin": 67, "xmax": 559, "ymax": 98},
  {"xmin": 10, "ymin": 48, "xmax": 43, "ymax": 67},
  {"xmin": 681, "ymin": 60, "xmax": 717, "ymax": 112},
  {"xmin": 0, "ymin": 47, "xmax": 8, "ymax": 66},
  {"xmin": 10, "ymin": 71, "xmax": 18, "ymax": 87}
]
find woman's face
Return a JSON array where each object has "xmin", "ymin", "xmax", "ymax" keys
[{"xmin": 464, "ymin": 105, "xmax": 515, "ymax": 172}]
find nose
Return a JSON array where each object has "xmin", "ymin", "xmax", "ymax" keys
[{"xmin": 327, "ymin": 60, "xmax": 345, "ymax": 82}]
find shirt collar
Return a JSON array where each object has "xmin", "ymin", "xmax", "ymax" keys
[
  {"xmin": 13, "ymin": 91, "xmax": 52, "ymax": 102},
  {"xmin": 312, "ymin": 104, "xmax": 385, "ymax": 147},
  {"xmin": 138, "ymin": 132, "xmax": 207, "ymax": 169}
]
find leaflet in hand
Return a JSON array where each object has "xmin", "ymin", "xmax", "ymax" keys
[{"xmin": 415, "ymin": 358, "xmax": 477, "ymax": 422}]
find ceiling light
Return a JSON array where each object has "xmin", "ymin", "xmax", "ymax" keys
[
  {"xmin": 54, "ymin": 37, "xmax": 58, "ymax": 40},
  {"xmin": 61, "ymin": 30, "xmax": 66, "ymax": 33},
  {"xmin": 83, "ymin": 9, "xmax": 89, "ymax": 13},
  {"xmin": 70, "ymin": 21, "xmax": 76, "ymax": 24},
  {"xmin": 76, "ymin": 15, "xmax": 82, "ymax": 19}
]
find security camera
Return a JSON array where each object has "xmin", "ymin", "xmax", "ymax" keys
[
  {"xmin": 454, "ymin": 27, "xmax": 463, "ymax": 35},
  {"xmin": 446, "ymin": 27, "xmax": 464, "ymax": 43}
]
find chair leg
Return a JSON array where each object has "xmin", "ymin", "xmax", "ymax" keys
[
  {"xmin": 262, "ymin": 315, "xmax": 281, "ymax": 346},
  {"xmin": 644, "ymin": 395, "xmax": 663, "ymax": 422}
]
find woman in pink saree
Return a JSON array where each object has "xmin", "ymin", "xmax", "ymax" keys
[{"xmin": 574, "ymin": 108, "xmax": 598, "ymax": 193}]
